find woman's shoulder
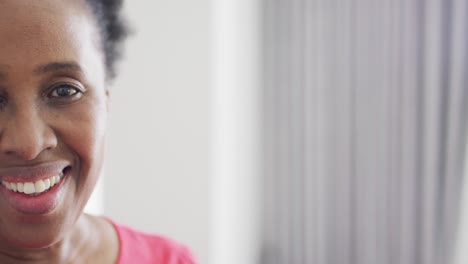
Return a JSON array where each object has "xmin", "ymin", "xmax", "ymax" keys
[{"xmin": 108, "ymin": 220, "xmax": 197, "ymax": 264}]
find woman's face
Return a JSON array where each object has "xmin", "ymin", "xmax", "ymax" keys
[{"xmin": 0, "ymin": 0, "xmax": 107, "ymax": 248}]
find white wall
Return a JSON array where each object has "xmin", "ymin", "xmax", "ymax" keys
[
  {"xmin": 211, "ymin": 0, "xmax": 262, "ymax": 263},
  {"xmin": 104, "ymin": 1, "xmax": 212, "ymax": 263}
]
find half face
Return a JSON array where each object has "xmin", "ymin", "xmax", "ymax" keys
[{"xmin": 0, "ymin": 0, "xmax": 107, "ymax": 248}]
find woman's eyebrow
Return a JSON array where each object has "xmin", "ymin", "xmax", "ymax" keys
[{"xmin": 34, "ymin": 61, "xmax": 83, "ymax": 75}]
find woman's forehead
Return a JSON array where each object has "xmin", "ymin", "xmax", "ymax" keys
[
  {"xmin": 0, "ymin": 0, "xmax": 96, "ymax": 49},
  {"xmin": 0, "ymin": 0, "xmax": 91, "ymax": 21},
  {"xmin": 0, "ymin": 0, "xmax": 104, "ymax": 83}
]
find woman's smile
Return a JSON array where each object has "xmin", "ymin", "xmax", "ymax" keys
[{"xmin": 0, "ymin": 161, "xmax": 71, "ymax": 215}]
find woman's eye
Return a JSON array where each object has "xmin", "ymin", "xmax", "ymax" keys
[
  {"xmin": 49, "ymin": 84, "xmax": 82, "ymax": 98},
  {"xmin": 0, "ymin": 96, "xmax": 6, "ymax": 110}
]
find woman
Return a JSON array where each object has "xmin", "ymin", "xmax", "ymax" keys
[{"xmin": 0, "ymin": 0, "xmax": 195, "ymax": 263}]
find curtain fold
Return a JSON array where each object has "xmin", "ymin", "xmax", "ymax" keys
[{"xmin": 261, "ymin": 1, "xmax": 468, "ymax": 263}]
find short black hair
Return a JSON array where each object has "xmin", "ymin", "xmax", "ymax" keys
[{"xmin": 85, "ymin": 0, "xmax": 129, "ymax": 81}]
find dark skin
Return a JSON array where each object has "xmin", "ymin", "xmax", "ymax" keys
[{"xmin": 0, "ymin": 0, "xmax": 118, "ymax": 263}]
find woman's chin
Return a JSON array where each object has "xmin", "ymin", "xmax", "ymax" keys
[{"xmin": 0, "ymin": 204, "xmax": 76, "ymax": 251}]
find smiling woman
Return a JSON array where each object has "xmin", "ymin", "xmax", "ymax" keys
[{"xmin": 0, "ymin": 0, "xmax": 195, "ymax": 263}]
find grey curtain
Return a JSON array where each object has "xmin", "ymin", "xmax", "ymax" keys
[{"xmin": 261, "ymin": 0, "xmax": 468, "ymax": 264}]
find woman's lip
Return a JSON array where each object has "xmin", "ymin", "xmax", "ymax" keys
[
  {"xmin": 0, "ymin": 172, "xmax": 69, "ymax": 215},
  {"xmin": 0, "ymin": 160, "xmax": 70, "ymax": 183}
]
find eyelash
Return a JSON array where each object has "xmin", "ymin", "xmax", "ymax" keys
[
  {"xmin": 48, "ymin": 83, "xmax": 84, "ymax": 100},
  {"xmin": 0, "ymin": 96, "xmax": 6, "ymax": 110}
]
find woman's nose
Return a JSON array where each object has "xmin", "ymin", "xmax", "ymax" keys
[{"xmin": 0, "ymin": 108, "xmax": 58, "ymax": 161}]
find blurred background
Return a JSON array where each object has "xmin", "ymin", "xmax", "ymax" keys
[{"xmin": 85, "ymin": 0, "xmax": 468, "ymax": 264}]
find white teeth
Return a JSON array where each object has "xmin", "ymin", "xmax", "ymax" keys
[
  {"xmin": 2, "ymin": 173, "xmax": 64, "ymax": 195},
  {"xmin": 44, "ymin": 179, "xmax": 51, "ymax": 189},
  {"xmin": 35, "ymin": 180, "xmax": 46, "ymax": 193},
  {"xmin": 23, "ymin": 182, "xmax": 35, "ymax": 194}
]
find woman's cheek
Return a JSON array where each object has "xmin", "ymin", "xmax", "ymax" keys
[{"xmin": 50, "ymin": 95, "xmax": 107, "ymax": 189}]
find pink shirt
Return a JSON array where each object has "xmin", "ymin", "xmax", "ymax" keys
[{"xmin": 112, "ymin": 222, "xmax": 197, "ymax": 264}]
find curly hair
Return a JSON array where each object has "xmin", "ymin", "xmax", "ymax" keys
[{"xmin": 85, "ymin": 0, "xmax": 129, "ymax": 81}]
